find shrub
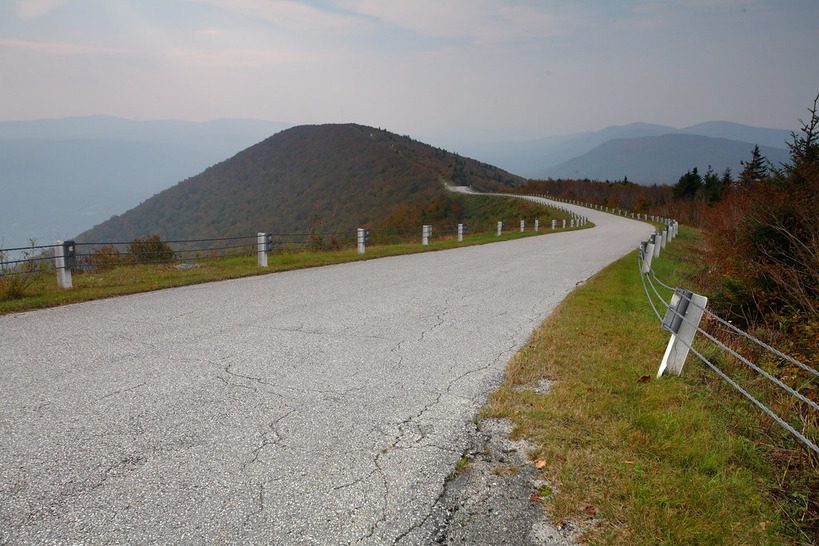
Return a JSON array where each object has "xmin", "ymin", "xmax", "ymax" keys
[
  {"xmin": 85, "ymin": 245, "xmax": 122, "ymax": 271},
  {"xmin": 127, "ymin": 235, "xmax": 174, "ymax": 264}
]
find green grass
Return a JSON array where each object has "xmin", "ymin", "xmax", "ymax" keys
[
  {"xmin": 0, "ymin": 225, "xmax": 590, "ymax": 315},
  {"xmin": 484, "ymin": 226, "xmax": 804, "ymax": 544}
]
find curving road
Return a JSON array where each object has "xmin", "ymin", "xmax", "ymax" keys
[{"xmin": 0, "ymin": 198, "xmax": 651, "ymax": 544}]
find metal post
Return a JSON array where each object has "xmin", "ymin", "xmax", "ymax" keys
[
  {"xmin": 457, "ymin": 223, "xmax": 464, "ymax": 242},
  {"xmin": 422, "ymin": 225, "xmax": 431, "ymax": 246},
  {"xmin": 658, "ymin": 289, "xmax": 708, "ymax": 377},
  {"xmin": 257, "ymin": 232, "xmax": 269, "ymax": 267},
  {"xmin": 520, "ymin": 220, "xmax": 525, "ymax": 232},
  {"xmin": 357, "ymin": 228, "xmax": 366, "ymax": 254},
  {"xmin": 497, "ymin": 221, "xmax": 503, "ymax": 236},
  {"xmin": 54, "ymin": 240, "xmax": 73, "ymax": 289},
  {"xmin": 654, "ymin": 233, "xmax": 662, "ymax": 257}
]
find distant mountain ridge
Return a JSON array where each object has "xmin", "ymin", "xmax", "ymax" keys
[
  {"xmin": 543, "ymin": 134, "xmax": 790, "ymax": 185},
  {"xmin": 76, "ymin": 124, "xmax": 522, "ymax": 244},
  {"xmin": 461, "ymin": 121, "xmax": 792, "ymax": 182}
]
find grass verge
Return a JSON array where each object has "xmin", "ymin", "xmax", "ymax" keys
[
  {"xmin": 0, "ymin": 226, "xmax": 589, "ymax": 315},
  {"xmin": 484, "ymin": 226, "xmax": 811, "ymax": 544}
]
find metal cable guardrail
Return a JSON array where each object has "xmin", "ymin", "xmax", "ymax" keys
[
  {"xmin": 637, "ymin": 245, "xmax": 818, "ymax": 455},
  {"xmin": 1, "ymin": 217, "xmax": 564, "ymax": 277},
  {"xmin": 650, "ymin": 269, "xmax": 819, "ymax": 379}
]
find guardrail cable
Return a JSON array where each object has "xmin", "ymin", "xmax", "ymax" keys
[
  {"xmin": 637, "ymin": 254, "xmax": 817, "ymax": 454},
  {"xmin": 645, "ymin": 273, "xmax": 819, "ymax": 412},
  {"xmin": 650, "ymin": 269, "xmax": 818, "ymax": 379}
]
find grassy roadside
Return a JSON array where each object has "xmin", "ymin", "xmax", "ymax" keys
[
  {"xmin": 0, "ymin": 226, "xmax": 590, "ymax": 315},
  {"xmin": 484, "ymin": 226, "xmax": 806, "ymax": 544}
]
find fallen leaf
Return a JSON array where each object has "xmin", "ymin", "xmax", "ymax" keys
[
  {"xmin": 585, "ymin": 387, "xmax": 593, "ymax": 392},
  {"xmin": 637, "ymin": 375, "xmax": 650, "ymax": 383},
  {"xmin": 584, "ymin": 504, "xmax": 598, "ymax": 517},
  {"xmin": 623, "ymin": 460, "xmax": 635, "ymax": 465},
  {"xmin": 530, "ymin": 494, "xmax": 541, "ymax": 502},
  {"xmin": 534, "ymin": 459, "xmax": 546, "ymax": 469}
]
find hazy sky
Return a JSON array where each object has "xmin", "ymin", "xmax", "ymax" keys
[{"xmin": 1, "ymin": 0, "xmax": 817, "ymax": 143}]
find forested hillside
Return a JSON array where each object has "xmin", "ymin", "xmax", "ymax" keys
[{"xmin": 77, "ymin": 124, "xmax": 523, "ymax": 243}]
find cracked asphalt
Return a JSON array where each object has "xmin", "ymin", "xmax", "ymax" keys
[{"xmin": 0, "ymin": 199, "xmax": 652, "ymax": 544}]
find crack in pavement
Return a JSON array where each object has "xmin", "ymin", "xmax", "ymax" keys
[
  {"xmin": 97, "ymin": 382, "xmax": 147, "ymax": 401},
  {"xmin": 241, "ymin": 408, "xmax": 298, "ymax": 472}
]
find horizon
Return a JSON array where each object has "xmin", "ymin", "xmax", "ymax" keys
[{"xmin": 2, "ymin": 1, "xmax": 817, "ymax": 144}]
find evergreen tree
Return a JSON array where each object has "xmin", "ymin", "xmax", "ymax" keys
[
  {"xmin": 738, "ymin": 145, "xmax": 769, "ymax": 185},
  {"xmin": 673, "ymin": 167, "xmax": 703, "ymax": 200},
  {"xmin": 702, "ymin": 165, "xmax": 725, "ymax": 203}
]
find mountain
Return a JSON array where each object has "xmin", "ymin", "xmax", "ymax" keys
[
  {"xmin": 679, "ymin": 121, "xmax": 791, "ymax": 150},
  {"xmin": 543, "ymin": 134, "xmax": 791, "ymax": 185},
  {"xmin": 459, "ymin": 123, "xmax": 676, "ymax": 178},
  {"xmin": 460, "ymin": 121, "xmax": 791, "ymax": 179},
  {"xmin": 0, "ymin": 116, "xmax": 289, "ymax": 249},
  {"xmin": 76, "ymin": 124, "xmax": 523, "ymax": 244}
]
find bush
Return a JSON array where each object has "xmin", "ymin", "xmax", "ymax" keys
[
  {"xmin": 0, "ymin": 243, "xmax": 44, "ymax": 301},
  {"xmin": 85, "ymin": 245, "xmax": 122, "ymax": 271},
  {"xmin": 127, "ymin": 235, "xmax": 174, "ymax": 264}
]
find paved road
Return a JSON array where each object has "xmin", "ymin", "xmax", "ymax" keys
[{"xmin": 1, "ymin": 199, "xmax": 651, "ymax": 544}]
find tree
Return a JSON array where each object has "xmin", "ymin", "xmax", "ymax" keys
[
  {"xmin": 702, "ymin": 165, "xmax": 725, "ymax": 203},
  {"xmin": 673, "ymin": 167, "xmax": 703, "ymax": 200},
  {"xmin": 738, "ymin": 145, "xmax": 769, "ymax": 185}
]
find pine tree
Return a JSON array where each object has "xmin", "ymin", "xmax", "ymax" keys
[
  {"xmin": 738, "ymin": 145, "xmax": 769, "ymax": 185},
  {"xmin": 673, "ymin": 167, "xmax": 703, "ymax": 200}
]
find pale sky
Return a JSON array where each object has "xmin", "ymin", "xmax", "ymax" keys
[{"xmin": 1, "ymin": 0, "xmax": 817, "ymax": 144}]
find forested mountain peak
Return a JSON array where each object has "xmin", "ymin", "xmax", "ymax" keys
[{"xmin": 77, "ymin": 123, "xmax": 523, "ymax": 243}]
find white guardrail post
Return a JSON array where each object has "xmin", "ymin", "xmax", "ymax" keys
[
  {"xmin": 422, "ymin": 225, "xmax": 431, "ymax": 246},
  {"xmin": 54, "ymin": 240, "xmax": 73, "ymax": 289},
  {"xmin": 551, "ymin": 219, "xmax": 557, "ymax": 230},
  {"xmin": 257, "ymin": 232, "xmax": 270, "ymax": 267},
  {"xmin": 520, "ymin": 219, "xmax": 525, "ymax": 232},
  {"xmin": 497, "ymin": 221, "xmax": 503, "ymax": 236},
  {"xmin": 641, "ymin": 240, "xmax": 654, "ymax": 273},
  {"xmin": 534, "ymin": 219, "xmax": 539, "ymax": 232},
  {"xmin": 457, "ymin": 223, "xmax": 464, "ymax": 242},
  {"xmin": 657, "ymin": 289, "xmax": 708, "ymax": 377},
  {"xmin": 357, "ymin": 228, "xmax": 367, "ymax": 254}
]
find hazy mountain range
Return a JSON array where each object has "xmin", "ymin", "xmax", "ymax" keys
[
  {"xmin": 461, "ymin": 121, "xmax": 792, "ymax": 182},
  {"xmin": 0, "ymin": 115, "xmax": 793, "ymax": 249}
]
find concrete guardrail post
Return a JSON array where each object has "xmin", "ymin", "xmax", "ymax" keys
[
  {"xmin": 457, "ymin": 223, "xmax": 464, "ymax": 242},
  {"xmin": 422, "ymin": 225, "xmax": 431, "ymax": 246},
  {"xmin": 497, "ymin": 221, "xmax": 503, "ymax": 236},
  {"xmin": 54, "ymin": 240, "xmax": 73, "ymax": 289},
  {"xmin": 357, "ymin": 228, "xmax": 366, "ymax": 254}
]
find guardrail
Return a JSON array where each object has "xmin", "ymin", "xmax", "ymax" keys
[
  {"xmin": 636, "ymin": 228, "xmax": 818, "ymax": 455},
  {"xmin": 0, "ymin": 212, "xmax": 586, "ymax": 291}
]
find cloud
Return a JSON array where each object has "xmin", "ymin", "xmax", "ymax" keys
[
  {"xmin": 189, "ymin": 0, "xmax": 359, "ymax": 32},
  {"xmin": 15, "ymin": 0, "xmax": 67, "ymax": 20},
  {"xmin": 338, "ymin": 0, "xmax": 568, "ymax": 45},
  {"xmin": 167, "ymin": 46, "xmax": 312, "ymax": 68},
  {"xmin": 0, "ymin": 37, "xmax": 129, "ymax": 56}
]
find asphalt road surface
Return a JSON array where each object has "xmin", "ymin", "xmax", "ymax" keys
[{"xmin": 1, "ymin": 199, "xmax": 652, "ymax": 544}]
